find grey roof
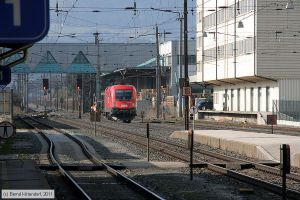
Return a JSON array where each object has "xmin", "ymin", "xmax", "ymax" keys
[
  {"xmin": 11, "ymin": 63, "xmax": 32, "ymax": 73},
  {"xmin": 135, "ymin": 58, "xmax": 156, "ymax": 68},
  {"xmin": 27, "ymin": 43, "xmax": 155, "ymax": 73},
  {"xmin": 33, "ymin": 51, "xmax": 63, "ymax": 73},
  {"xmin": 65, "ymin": 51, "xmax": 96, "ymax": 74}
]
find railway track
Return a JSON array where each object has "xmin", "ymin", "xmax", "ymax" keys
[
  {"xmin": 55, "ymin": 116, "xmax": 300, "ymax": 199},
  {"xmin": 21, "ymin": 116, "xmax": 165, "ymax": 200},
  {"xmin": 121, "ymin": 119, "xmax": 300, "ymax": 137}
]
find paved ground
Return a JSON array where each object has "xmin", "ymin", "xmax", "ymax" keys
[
  {"xmin": 0, "ymin": 159, "xmax": 51, "ymax": 189},
  {"xmin": 171, "ymin": 129, "xmax": 300, "ymax": 167}
]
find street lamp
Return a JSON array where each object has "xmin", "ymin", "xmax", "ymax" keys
[
  {"xmin": 238, "ymin": 21, "xmax": 244, "ymax": 28},
  {"xmin": 93, "ymin": 32, "xmax": 101, "ymax": 102},
  {"xmin": 286, "ymin": 0, "xmax": 295, "ymax": 9}
]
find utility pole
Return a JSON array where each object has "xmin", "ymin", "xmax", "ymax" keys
[
  {"xmin": 25, "ymin": 73, "xmax": 29, "ymax": 113},
  {"xmin": 156, "ymin": 25, "xmax": 161, "ymax": 120},
  {"xmin": 178, "ymin": 14, "xmax": 183, "ymax": 118},
  {"xmin": 184, "ymin": 0, "xmax": 189, "ymax": 130},
  {"xmin": 60, "ymin": 73, "xmax": 63, "ymax": 110},
  {"xmin": 94, "ymin": 32, "xmax": 101, "ymax": 102},
  {"xmin": 79, "ymin": 89, "xmax": 81, "ymax": 119},
  {"xmin": 49, "ymin": 73, "xmax": 52, "ymax": 110},
  {"xmin": 56, "ymin": 83, "xmax": 59, "ymax": 111}
]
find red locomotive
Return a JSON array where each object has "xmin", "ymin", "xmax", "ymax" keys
[{"xmin": 104, "ymin": 84, "xmax": 137, "ymax": 123}]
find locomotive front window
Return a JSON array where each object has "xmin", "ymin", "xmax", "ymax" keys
[{"xmin": 116, "ymin": 90, "xmax": 132, "ymax": 101}]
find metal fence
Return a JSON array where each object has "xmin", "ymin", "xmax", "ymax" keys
[{"xmin": 274, "ymin": 100, "xmax": 300, "ymax": 122}]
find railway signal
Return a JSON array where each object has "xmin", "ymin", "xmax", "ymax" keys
[
  {"xmin": 42, "ymin": 78, "xmax": 49, "ymax": 91},
  {"xmin": 76, "ymin": 76, "xmax": 82, "ymax": 91}
]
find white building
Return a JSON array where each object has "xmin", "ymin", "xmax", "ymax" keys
[
  {"xmin": 160, "ymin": 40, "xmax": 197, "ymax": 96},
  {"xmin": 194, "ymin": 0, "xmax": 300, "ymax": 125}
]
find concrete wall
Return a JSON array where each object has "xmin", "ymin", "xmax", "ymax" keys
[
  {"xmin": 213, "ymin": 81, "xmax": 278, "ymax": 112},
  {"xmin": 257, "ymin": 0, "xmax": 300, "ymax": 79},
  {"xmin": 279, "ymin": 79, "xmax": 300, "ymax": 101}
]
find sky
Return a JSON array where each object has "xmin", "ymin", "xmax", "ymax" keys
[{"xmin": 44, "ymin": 0, "xmax": 196, "ymax": 43}]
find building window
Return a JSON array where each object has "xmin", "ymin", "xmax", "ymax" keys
[
  {"xmin": 203, "ymin": 0, "xmax": 254, "ymax": 29},
  {"xmin": 198, "ymin": 37, "xmax": 202, "ymax": 49},
  {"xmin": 188, "ymin": 55, "xmax": 196, "ymax": 65},
  {"xmin": 250, "ymin": 87, "xmax": 254, "ymax": 111},
  {"xmin": 231, "ymin": 89, "xmax": 234, "ymax": 111},
  {"xmin": 224, "ymin": 89, "xmax": 228, "ymax": 111},
  {"xmin": 197, "ymin": 62, "xmax": 202, "ymax": 72},
  {"xmin": 198, "ymin": 11, "xmax": 202, "ymax": 22},
  {"xmin": 266, "ymin": 87, "xmax": 270, "ymax": 112},
  {"xmin": 258, "ymin": 87, "xmax": 261, "ymax": 112},
  {"xmin": 167, "ymin": 56, "xmax": 172, "ymax": 66},
  {"xmin": 204, "ymin": 38, "xmax": 254, "ymax": 63},
  {"xmin": 237, "ymin": 88, "xmax": 241, "ymax": 111},
  {"xmin": 213, "ymin": 92, "xmax": 219, "ymax": 104}
]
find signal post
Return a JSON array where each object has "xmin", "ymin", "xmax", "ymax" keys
[
  {"xmin": 42, "ymin": 79, "xmax": 49, "ymax": 116},
  {"xmin": 76, "ymin": 75, "xmax": 82, "ymax": 119}
]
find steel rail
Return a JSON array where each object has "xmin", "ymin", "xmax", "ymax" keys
[
  {"xmin": 102, "ymin": 121, "xmax": 300, "ymax": 181},
  {"xmin": 152, "ymin": 120, "xmax": 300, "ymax": 136},
  {"xmin": 28, "ymin": 116, "xmax": 166, "ymax": 200},
  {"xmin": 60, "ymin": 118, "xmax": 300, "ymax": 182},
  {"xmin": 21, "ymin": 117, "xmax": 92, "ymax": 200},
  {"xmin": 57, "ymin": 117, "xmax": 300, "ymax": 199}
]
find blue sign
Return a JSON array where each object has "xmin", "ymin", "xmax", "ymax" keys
[
  {"xmin": 0, "ymin": 0, "xmax": 50, "ymax": 44},
  {"xmin": 0, "ymin": 66, "xmax": 11, "ymax": 85}
]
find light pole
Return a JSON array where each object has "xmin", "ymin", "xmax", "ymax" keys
[
  {"xmin": 156, "ymin": 25, "xmax": 161, "ymax": 120},
  {"xmin": 78, "ymin": 88, "xmax": 81, "ymax": 119},
  {"xmin": 94, "ymin": 32, "xmax": 101, "ymax": 102},
  {"xmin": 25, "ymin": 73, "xmax": 29, "ymax": 113},
  {"xmin": 179, "ymin": 15, "xmax": 183, "ymax": 118},
  {"xmin": 150, "ymin": 7, "xmax": 183, "ymax": 118},
  {"xmin": 184, "ymin": 0, "xmax": 189, "ymax": 130}
]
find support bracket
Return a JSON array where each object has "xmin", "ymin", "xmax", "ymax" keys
[{"xmin": 0, "ymin": 44, "xmax": 33, "ymax": 68}]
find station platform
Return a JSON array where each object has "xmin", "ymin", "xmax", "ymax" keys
[
  {"xmin": 0, "ymin": 159, "xmax": 51, "ymax": 190},
  {"xmin": 197, "ymin": 110, "xmax": 267, "ymax": 125},
  {"xmin": 170, "ymin": 130, "xmax": 300, "ymax": 167}
]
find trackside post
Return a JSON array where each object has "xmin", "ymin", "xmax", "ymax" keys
[
  {"xmin": 147, "ymin": 123, "xmax": 150, "ymax": 162},
  {"xmin": 188, "ymin": 129, "xmax": 194, "ymax": 180},
  {"xmin": 280, "ymin": 144, "xmax": 290, "ymax": 200}
]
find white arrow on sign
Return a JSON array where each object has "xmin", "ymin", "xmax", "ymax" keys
[
  {"xmin": 0, "ymin": 121, "xmax": 15, "ymax": 139},
  {"xmin": 189, "ymin": 106, "xmax": 198, "ymax": 115}
]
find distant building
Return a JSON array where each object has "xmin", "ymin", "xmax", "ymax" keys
[
  {"xmin": 160, "ymin": 40, "xmax": 196, "ymax": 96},
  {"xmin": 27, "ymin": 43, "xmax": 156, "ymax": 74},
  {"xmin": 194, "ymin": 0, "xmax": 300, "ymax": 125},
  {"xmin": 10, "ymin": 43, "xmax": 155, "ymax": 113}
]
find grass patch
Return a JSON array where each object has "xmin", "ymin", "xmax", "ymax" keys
[{"xmin": 0, "ymin": 138, "xmax": 14, "ymax": 155}]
